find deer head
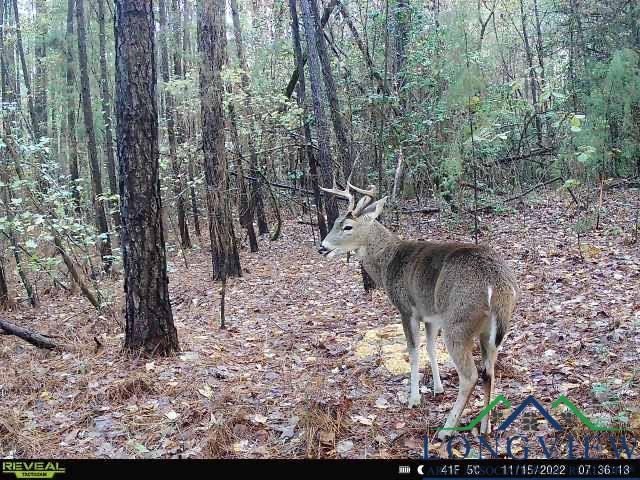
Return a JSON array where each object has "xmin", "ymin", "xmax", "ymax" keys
[{"xmin": 318, "ymin": 181, "xmax": 388, "ymax": 258}]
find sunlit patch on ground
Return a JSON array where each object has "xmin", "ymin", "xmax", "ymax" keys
[{"xmin": 354, "ymin": 323, "xmax": 449, "ymax": 375}]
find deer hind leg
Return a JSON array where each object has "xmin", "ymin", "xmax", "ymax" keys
[
  {"xmin": 479, "ymin": 327, "xmax": 498, "ymax": 434},
  {"xmin": 438, "ymin": 331, "xmax": 478, "ymax": 441},
  {"xmin": 401, "ymin": 313, "xmax": 421, "ymax": 408},
  {"xmin": 424, "ymin": 321, "xmax": 444, "ymax": 394}
]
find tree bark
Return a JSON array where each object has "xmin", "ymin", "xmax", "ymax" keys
[
  {"xmin": 177, "ymin": 0, "xmax": 201, "ymax": 238},
  {"xmin": 97, "ymin": 0, "xmax": 121, "ymax": 229},
  {"xmin": 12, "ymin": 0, "xmax": 38, "ymax": 138},
  {"xmin": 228, "ymin": 96, "xmax": 259, "ymax": 252},
  {"xmin": 519, "ymin": 0, "xmax": 542, "ymax": 146},
  {"xmin": 0, "ymin": 259, "xmax": 9, "ymax": 309},
  {"xmin": 198, "ymin": 0, "xmax": 242, "ymax": 280},
  {"xmin": 0, "ymin": 2, "xmax": 35, "ymax": 307},
  {"xmin": 308, "ymin": 0, "xmax": 352, "ymax": 178},
  {"xmin": 116, "ymin": 0, "xmax": 179, "ymax": 356},
  {"xmin": 65, "ymin": 0, "xmax": 81, "ymax": 214},
  {"xmin": 172, "ymin": 0, "xmax": 183, "ymax": 77},
  {"xmin": 284, "ymin": 0, "xmax": 337, "ymax": 98},
  {"xmin": 229, "ymin": 0, "xmax": 269, "ymax": 235},
  {"xmin": 183, "ymin": 0, "xmax": 193, "ymax": 64},
  {"xmin": 77, "ymin": 0, "xmax": 113, "ymax": 271},
  {"xmin": 187, "ymin": 156, "xmax": 201, "ymax": 237},
  {"xmin": 300, "ymin": 0, "xmax": 339, "ymax": 228},
  {"xmin": 33, "ymin": 0, "xmax": 48, "ymax": 138},
  {"xmin": 533, "ymin": 0, "xmax": 549, "ymax": 137},
  {"xmin": 159, "ymin": 0, "xmax": 191, "ymax": 249},
  {"xmin": 288, "ymin": 0, "xmax": 327, "ymax": 238},
  {"xmin": 0, "ymin": 0, "xmax": 17, "ymax": 100},
  {"xmin": 390, "ymin": 0, "xmax": 408, "ymax": 199},
  {"xmin": 0, "ymin": 0, "xmax": 13, "ymax": 308}
]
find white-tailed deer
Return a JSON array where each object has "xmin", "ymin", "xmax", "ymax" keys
[{"xmin": 318, "ymin": 182, "xmax": 518, "ymax": 438}]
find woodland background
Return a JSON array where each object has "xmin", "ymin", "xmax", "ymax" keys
[{"xmin": 0, "ymin": 0, "xmax": 638, "ymax": 459}]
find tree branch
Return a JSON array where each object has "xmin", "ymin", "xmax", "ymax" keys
[{"xmin": 0, "ymin": 318, "xmax": 60, "ymax": 350}]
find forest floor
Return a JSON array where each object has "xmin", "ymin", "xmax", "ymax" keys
[{"xmin": 1, "ymin": 187, "xmax": 639, "ymax": 459}]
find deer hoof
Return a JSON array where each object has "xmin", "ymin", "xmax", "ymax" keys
[
  {"xmin": 437, "ymin": 429, "xmax": 451, "ymax": 442},
  {"xmin": 408, "ymin": 394, "xmax": 421, "ymax": 408}
]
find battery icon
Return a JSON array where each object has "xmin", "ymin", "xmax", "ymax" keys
[{"xmin": 398, "ymin": 465, "xmax": 411, "ymax": 474}]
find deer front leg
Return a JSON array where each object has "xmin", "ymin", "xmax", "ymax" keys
[{"xmin": 402, "ymin": 314, "xmax": 421, "ymax": 408}]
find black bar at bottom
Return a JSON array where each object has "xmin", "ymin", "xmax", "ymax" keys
[{"xmin": 0, "ymin": 459, "xmax": 639, "ymax": 479}]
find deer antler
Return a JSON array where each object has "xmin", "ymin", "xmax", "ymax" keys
[
  {"xmin": 320, "ymin": 179, "xmax": 355, "ymax": 212},
  {"xmin": 349, "ymin": 182, "xmax": 378, "ymax": 215}
]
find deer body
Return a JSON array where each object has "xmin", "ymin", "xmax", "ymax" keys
[{"xmin": 319, "ymin": 183, "xmax": 518, "ymax": 439}]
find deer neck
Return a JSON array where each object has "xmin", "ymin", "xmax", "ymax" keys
[{"xmin": 356, "ymin": 221, "xmax": 399, "ymax": 286}]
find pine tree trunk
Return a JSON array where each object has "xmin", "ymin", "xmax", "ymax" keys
[
  {"xmin": 284, "ymin": 0, "xmax": 337, "ymax": 99},
  {"xmin": 1, "ymin": 0, "xmax": 35, "ymax": 307},
  {"xmin": 228, "ymin": 97, "xmax": 259, "ymax": 252},
  {"xmin": 0, "ymin": 0, "xmax": 14, "ymax": 308},
  {"xmin": 1, "ymin": 0, "xmax": 17, "ymax": 100},
  {"xmin": 519, "ymin": 0, "xmax": 542, "ymax": 146},
  {"xmin": 77, "ymin": 0, "xmax": 113, "ymax": 271},
  {"xmin": 159, "ymin": 0, "xmax": 190, "ymax": 249},
  {"xmin": 229, "ymin": 0, "xmax": 269, "ymax": 236},
  {"xmin": 31, "ymin": 0, "xmax": 49, "ymax": 193},
  {"xmin": 12, "ymin": 0, "xmax": 38, "ymax": 139},
  {"xmin": 299, "ymin": 0, "xmax": 338, "ymax": 228},
  {"xmin": 0, "ymin": 258, "xmax": 9, "ymax": 308},
  {"xmin": 533, "ymin": 0, "xmax": 548, "ymax": 139},
  {"xmin": 183, "ymin": 0, "xmax": 192, "ymax": 58},
  {"xmin": 182, "ymin": 0, "xmax": 200, "ymax": 237},
  {"xmin": 172, "ymin": 0, "xmax": 183, "ymax": 77},
  {"xmin": 97, "ymin": 0, "xmax": 121, "ymax": 229},
  {"xmin": 288, "ymin": 0, "xmax": 327, "ymax": 239},
  {"xmin": 116, "ymin": 0, "xmax": 179, "ymax": 356},
  {"xmin": 391, "ymin": 0, "xmax": 408, "ymax": 199},
  {"xmin": 187, "ymin": 156, "xmax": 201, "ymax": 237},
  {"xmin": 65, "ymin": 0, "xmax": 80, "ymax": 214},
  {"xmin": 198, "ymin": 0, "xmax": 242, "ymax": 280},
  {"xmin": 308, "ymin": 0, "xmax": 352, "ymax": 178},
  {"xmin": 33, "ymin": 0, "xmax": 47, "ymax": 138}
]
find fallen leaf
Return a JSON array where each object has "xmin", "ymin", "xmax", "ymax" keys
[
  {"xmin": 198, "ymin": 384, "xmax": 213, "ymax": 399},
  {"xmin": 165, "ymin": 411, "xmax": 179, "ymax": 421},
  {"xmin": 336, "ymin": 440, "xmax": 353, "ymax": 455},
  {"xmin": 375, "ymin": 396, "xmax": 389, "ymax": 409},
  {"xmin": 319, "ymin": 430, "xmax": 335, "ymax": 445}
]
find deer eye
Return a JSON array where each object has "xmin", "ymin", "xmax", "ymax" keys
[{"xmin": 344, "ymin": 225, "xmax": 353, "ymax": 231}]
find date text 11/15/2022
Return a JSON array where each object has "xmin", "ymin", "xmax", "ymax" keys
[{"xmin": 419, "ymin": 463, "xmax": 633, "ymax": 476}]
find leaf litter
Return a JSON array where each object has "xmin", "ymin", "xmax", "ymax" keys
[{"xmin": 0, "ymin": 188, "xmax": 639, "ymax": 458}]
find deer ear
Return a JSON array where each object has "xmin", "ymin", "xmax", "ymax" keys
[{"xmin": 360, "ymin": 196, "xmax": 387, "ymax": 221}]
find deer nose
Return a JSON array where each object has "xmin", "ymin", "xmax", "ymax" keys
[{"xmin": 318, "ymin": 247, "xmax": 328, "ymax": 255}]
